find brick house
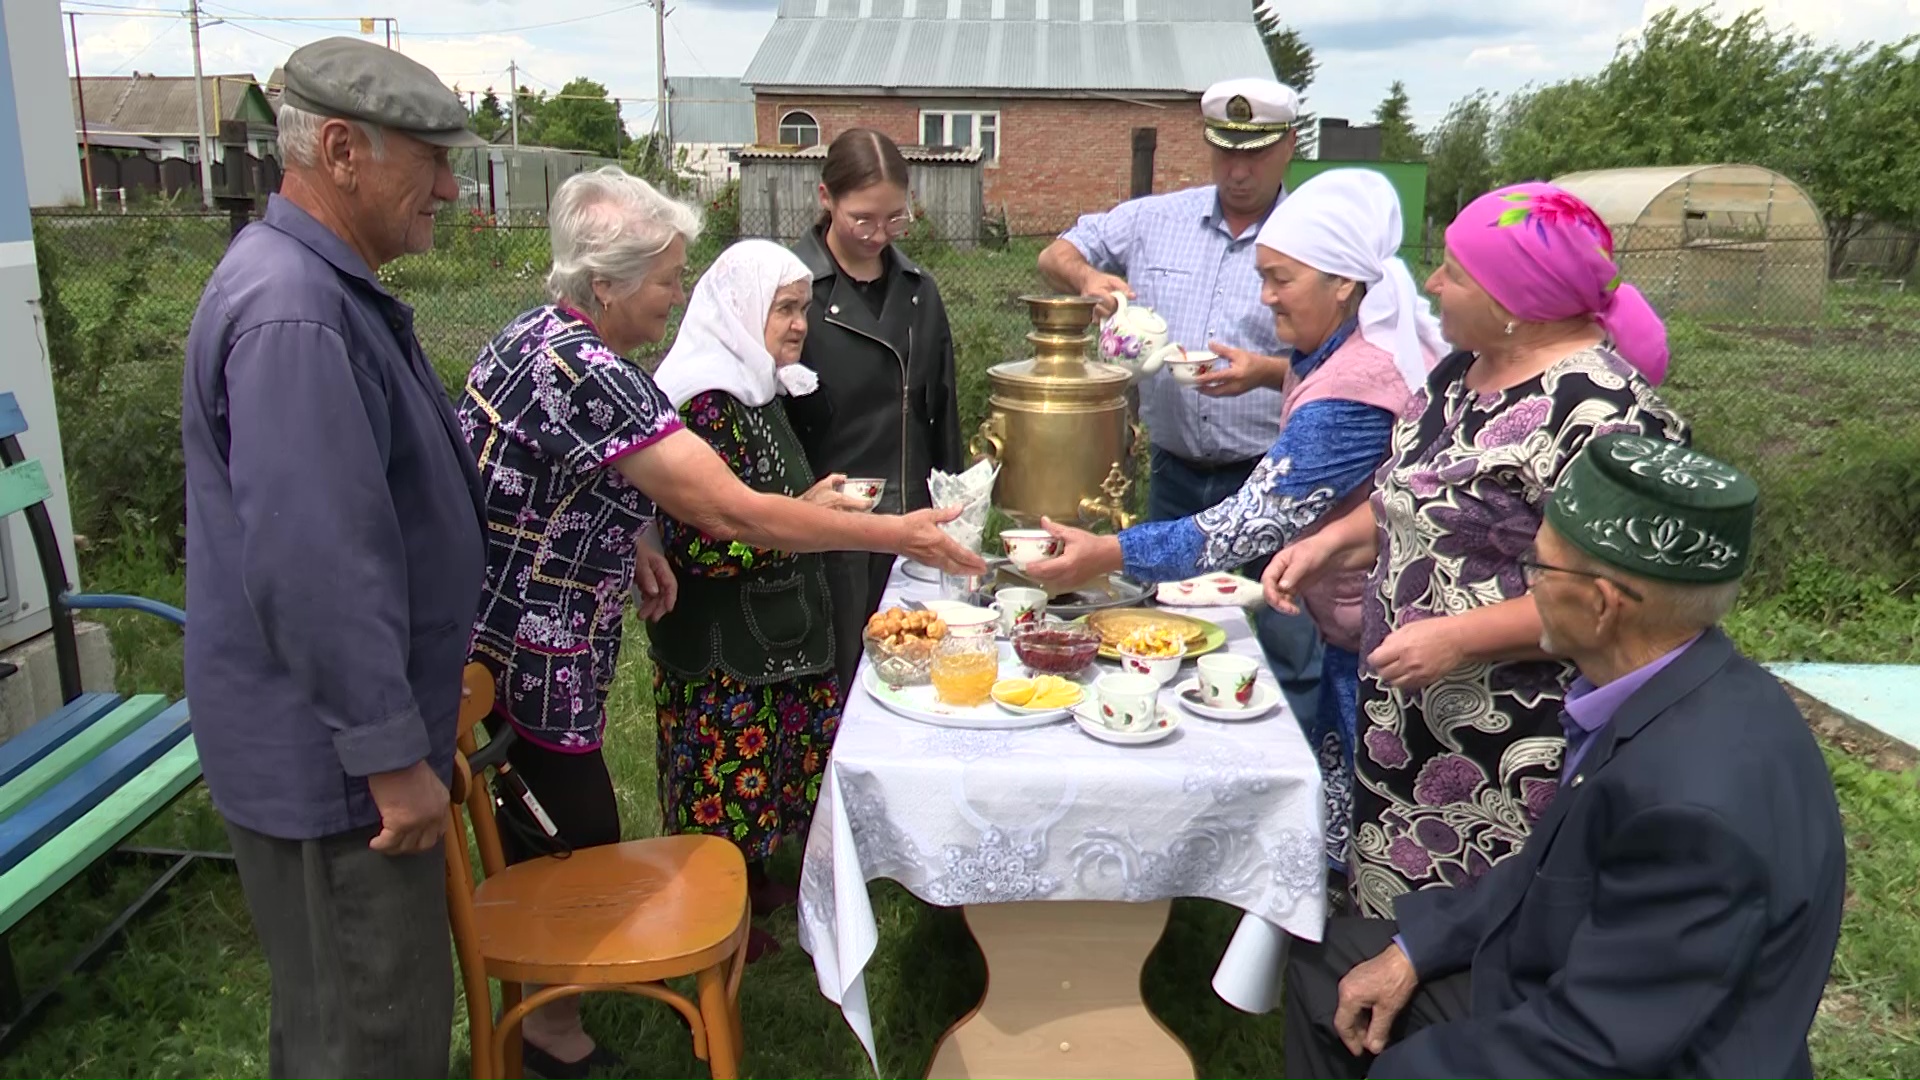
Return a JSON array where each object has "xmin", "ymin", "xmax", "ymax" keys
[{"xmin": 741, "ymin": 0, "xmax": 1273, "ymax": 234}]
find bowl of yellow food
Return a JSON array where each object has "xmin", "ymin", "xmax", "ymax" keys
[
  {"xmin": 990, "ymin": 673, "xmax": 1086, "ymax": 715},
  {"xmin": 1116, "ymin": 625, "xmax": 1187, "ymax": 686}
]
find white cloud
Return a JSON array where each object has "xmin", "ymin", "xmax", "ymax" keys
[{"xmin": 1462, "ymin": 42, "xmax": 1554, "ymax": 71}]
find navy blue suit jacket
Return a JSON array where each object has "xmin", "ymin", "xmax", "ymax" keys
[{"xmin": 1383, "ymin": 628, "xmax": 1845, "ymax": 1078}]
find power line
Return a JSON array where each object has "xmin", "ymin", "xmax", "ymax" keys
[
  {"xmin": 107, "ymin": 15, "xmax": 179, "ymax": 72},
  {"xmin": 214, "ymin": 16, "xmax": 297, "ymax": 49}
]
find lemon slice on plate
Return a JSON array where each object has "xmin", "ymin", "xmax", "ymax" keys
[{"xmin": 992, "ymin": 678, "xmax": 1036, "ymax": 707}]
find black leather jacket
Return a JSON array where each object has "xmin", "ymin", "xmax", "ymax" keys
[{"xmin": 782, "ymin": 226, "xmax": 963, "ymax": 513}]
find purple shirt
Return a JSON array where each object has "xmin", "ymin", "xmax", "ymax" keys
[
  {"xmin": 1560, "ymin": 633, "xmax": 1703, "ymax": 779},
  {"xmin": 184, "ymin": 195, "xmax": 487, "ymax": 840},
  {"xmin": 1395, "ymin": 633, "xmax": 1703, "ymax": 967}
]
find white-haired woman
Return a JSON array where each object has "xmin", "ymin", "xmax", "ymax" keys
[
  {"xmin": 1024, "ymin": 169, "xmax": 1445, "ymax": 877},
  {"xmin": 458, "ymin": 167, "xmax": 980, "ymax": 1077}
]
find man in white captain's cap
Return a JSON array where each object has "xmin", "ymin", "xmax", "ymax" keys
[{"xmin": 1038, "ymin": 76, "xmax": 1325, "ymax": 726}]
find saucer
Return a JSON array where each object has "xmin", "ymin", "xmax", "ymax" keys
[
  {"xmin": 1071, "ymin": 702, "xmax": 1181, "ymax": 745},
  {"xmin": 1173, "ymin": 678, "xmax": 1279, "ymax": 721}
]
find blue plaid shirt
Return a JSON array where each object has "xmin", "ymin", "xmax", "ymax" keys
[{"xmin": 1062, "ymin": 185, "xmax": 1287, "ymax": 464}]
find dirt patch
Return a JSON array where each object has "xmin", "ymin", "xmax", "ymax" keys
[
  {"xmin": 1791, "ymin": 684, "xmax": 1919, "ymax": 773},
  {"xmin": 1708, "ymin": 321, "xmax": 1920, "ymax": 350}
]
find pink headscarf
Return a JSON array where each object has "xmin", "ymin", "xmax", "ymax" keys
[{"xmin": 1445, "ymin": 182, "xmax": 1669, "ymax": 385}]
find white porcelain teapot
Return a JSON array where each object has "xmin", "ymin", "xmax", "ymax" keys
[{"xmin": 1097, "ymin": 291, "xmax": 1184, "ymax": 377}]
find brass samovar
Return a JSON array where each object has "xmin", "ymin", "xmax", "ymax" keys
[{"xmin": 970, "ymin": 296, "xmax": 1138, "ymax": 531}]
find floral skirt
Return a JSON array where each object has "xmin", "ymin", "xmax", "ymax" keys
[{"xmin": 653, "ymin": 667, "xmax": 842, "ymax": 862}]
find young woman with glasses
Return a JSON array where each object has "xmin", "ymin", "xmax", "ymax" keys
[{"xmin": 784, "ymin": 127, "xmax": 964, "ymax": 693}]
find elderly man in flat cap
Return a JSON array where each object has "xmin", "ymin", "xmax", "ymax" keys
[
  {"xmin": 1282, "ymin": 434, "xmax": 1845, "ymax": 1079},
  {"xmin": 182, "ymin": 36, "xmax": 488, "ymax": 1077},
  {"xmin": 1038, "ymin": 76, "xmax": 1326, "ymax": 726}
]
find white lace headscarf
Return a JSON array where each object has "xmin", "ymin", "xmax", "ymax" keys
[
  {"xmin": 654, "ymin": 239, "xmax": 819, "ymax": 408},
  {"xmin": 1255, "ymin": 168, "xmax": 1447, "ymax": 392}
]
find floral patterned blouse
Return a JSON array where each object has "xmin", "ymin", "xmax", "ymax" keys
[
  {"xmin": 459, "ymin": 305, "xmax": 684, "ymax": 751},
  {"xmin": 1347, "ymin": 345, "xmax": 1688, "ymax": 916}
]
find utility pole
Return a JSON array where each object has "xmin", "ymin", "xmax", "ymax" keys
[
  {"xmin": 654, "ymin": 0, "xmax": 670, "ymax": 164},
  {"xmin": 509, "ymin": 59, "xmax": 520, "ymax": 148},
  {"xmin": 188, "ymin": 0, "xmax": 215, "ymax": 208},
  {"xmin": 70, "ymin": 12, "xmax": 95, "ymax": 206}
]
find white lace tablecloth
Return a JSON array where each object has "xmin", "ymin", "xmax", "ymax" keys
[{"xmin": 798, "ymin": 561, "xmax": 1327, "ymax": 1072}]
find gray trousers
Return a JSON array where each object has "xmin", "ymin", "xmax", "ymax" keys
[{"xmin": 226, "ymin": 819, "xmax": 454, "ymax": 1079}]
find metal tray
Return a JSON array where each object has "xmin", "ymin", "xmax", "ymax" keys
[{"xmin": 975, "ymin": 568, "xmax": 1152, "ymax": 618}]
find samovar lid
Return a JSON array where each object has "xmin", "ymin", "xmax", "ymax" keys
[{"xmin": 987, "ymin": 357, "xmax": 1133, "ymax": 391}]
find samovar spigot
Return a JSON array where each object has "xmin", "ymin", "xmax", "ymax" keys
[{"xmin": 1076, "ymin": 462, "xmax": 1136, "ymax": 532}]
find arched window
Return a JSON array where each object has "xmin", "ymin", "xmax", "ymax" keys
[{"xmin": 778, "ymin": 110, "xmax": 820, "ymax": 149}]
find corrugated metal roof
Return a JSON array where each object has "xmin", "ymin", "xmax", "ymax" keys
[
  {"xmin": 744, "ymin": 0, "xmax": 1269, "ymax": 92},
  {"xmin": 70, "ymin": 74, "xmax": 271, "ymax": 137},
  {"xmin": 738, "ymin": 143, "xmax": 982, "ymax": 163},
  {"xmin": 667, "ymin": 76, "xmax": 755, "ymax": 145}
]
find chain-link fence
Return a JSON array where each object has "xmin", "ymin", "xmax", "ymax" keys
[{"xmin": 30, "ymin": 208, "xmax": 1920, "ymax": 596}]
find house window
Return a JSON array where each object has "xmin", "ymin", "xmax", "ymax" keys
[
  {"xmin": 778, "ymin": 110, "xmax": 819, "ymax": 148},
  {"xmin": 182, "ymin": 141, "xmax": 200, "ymax": 163},
  {"xmin": 920, "ymin": 110, "xmax": 999, "ymax": 164}
]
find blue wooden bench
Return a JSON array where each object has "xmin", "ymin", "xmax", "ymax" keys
[{"xmin": 0, "ymin": 392, "xmax": 202, "ymax": 1049}]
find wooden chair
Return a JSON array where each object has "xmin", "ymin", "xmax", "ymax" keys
[{"xmin": 445, "ymin": 663, "xmax": 750, "ymax": 1080}]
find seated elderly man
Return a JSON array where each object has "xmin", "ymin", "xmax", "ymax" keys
[{"xmin": 1283, "ymin": 434, "xmax": 1844, "ymax": 1079}]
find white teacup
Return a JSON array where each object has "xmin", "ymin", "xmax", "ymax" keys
[
  {"xmin": 1001, "ymin": 529, "xmax": 1062, "ymax": 570},
  {"xmin": 835, "ymin": 477, "xmax": 886, "ymax": 511},
  {"xmin": 1164, "ymin": 348, "xmax": 1222, "ymax": 386},
  {"xmin": 1197, "ymin": 654, "xmax": 1260, "ymax": 710},
  {"xmin": 994, "ymin": 587, "xmax": 1048, "ymax": 636},
  {"xmin": 1093, "ymin": 673, "xmax": 1159, "ymax": 733}
]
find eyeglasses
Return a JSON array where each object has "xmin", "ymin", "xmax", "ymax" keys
[
  {"xmin": 844, "ymin": 209, "xmax": 913, "ymax": 242},
  {"xmin": 1518, "ymin": 549, "xmax": 1644, "ymax": 603}
]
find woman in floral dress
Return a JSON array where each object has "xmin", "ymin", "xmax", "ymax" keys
[
  {"xmin": 651, "ymin": 240, "xmax": 866, "ymax": 960},
  {"xmin": 1264, "ymin": 183, "xmax": 1688, "ymax": 916}
]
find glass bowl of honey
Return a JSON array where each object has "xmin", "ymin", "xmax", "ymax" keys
[{"xmin": 930, "ymin": 633, "xmax": 999, "ymax": 707}]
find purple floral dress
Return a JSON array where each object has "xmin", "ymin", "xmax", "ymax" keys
[
  {"xmin": 460, "ymin": 305, "xmax": 684, "ymax": 751},
  {"xmin": 1348, "ymin": 346, "xmax": 1687, "ymax": 916}
]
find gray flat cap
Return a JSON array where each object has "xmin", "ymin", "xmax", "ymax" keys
[{"xmin": 281, "ymin": 37, "xmax": 487, "ymax": 148}]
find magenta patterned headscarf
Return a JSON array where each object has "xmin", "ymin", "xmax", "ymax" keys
[{"xmin": 1446, "ymin": 183, "xmax": 1668, "ymax": 385}]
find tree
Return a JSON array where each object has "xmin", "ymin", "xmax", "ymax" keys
[
  {"xmin": 537, "ymin": 78, "xmax": 628, "ymax": 158},
  {"xmin": 1424, "ymin": 91, "xmax": 1496, "ymax": 222},
  {"xmin": 1799, "ymin": 39, "xmax": 1920, "ymax": 272},
  {"xmin": 1374, "ymin": 80, "xmax": 1421, "ymax": 161},
  {"xmin": 1492, "ymin": 79, "xmax": 1616, "ymax": 184},
  {"xmin": 1251, "ymin": 1, "xmax": 1319, "ymax": 153},
  {"xmin": 467, "ymin": 87, "xmax": 507, "ymax": 143},
  {"xmin": 511, "ymin": 84, "xmax": 547, "ymax": 145}
]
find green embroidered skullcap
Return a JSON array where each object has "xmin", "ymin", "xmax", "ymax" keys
[{"xmin": 1546, "ymin": 434, "xmax": 1757, "ymax": 584}]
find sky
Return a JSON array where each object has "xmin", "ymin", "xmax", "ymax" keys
[{"xmin": 58, "ymin": 0, "xmax": 1920, "ymax": 138}]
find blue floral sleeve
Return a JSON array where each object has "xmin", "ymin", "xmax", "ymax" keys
[{"xmin": 1118, "ymin": 400, "xmax": 1395, "ymax": 581}]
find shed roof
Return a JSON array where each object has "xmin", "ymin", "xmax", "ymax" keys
[
  {"xmin": 1554, "ymin": 164, "xmax": 1822, "ymax": 229},
  {"xmin": 668, "ymin": 76, "xmax": 755, "ymax": 145},
  {"xmin": 71, "ymin": 73, "xmax": 274, "ymax": 138},
  {"xmin": 742, "ymin": 0, "xmax": 1271, "ymax": 93}
]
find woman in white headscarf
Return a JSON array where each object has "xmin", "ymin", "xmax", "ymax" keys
[
  {"xmin": 1025, "ymin": 169, "xmax": 1445, "ymax": 875},
  {"xmin": 649, "ymin": 239, "xmax": 863, "ymax": 961}
]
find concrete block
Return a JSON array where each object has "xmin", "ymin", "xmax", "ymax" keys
[{"xmin": 0, "ymin": 621, "xmax": 116, "ymax": 743}]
